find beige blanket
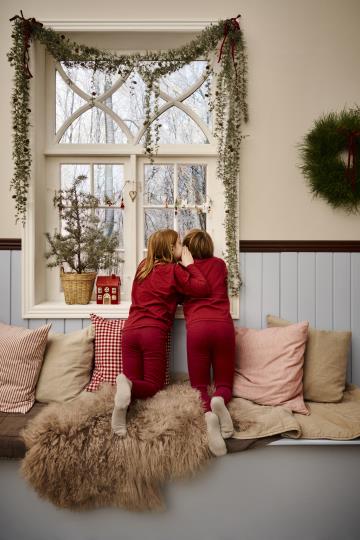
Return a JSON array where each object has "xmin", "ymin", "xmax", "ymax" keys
[{"xmin": 228, "ymin": 383, "xmax": 360, "ymax": 441}]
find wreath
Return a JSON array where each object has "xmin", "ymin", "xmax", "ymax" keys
[{"xmin": 299, "ymin": 107, "xmax": 360, "ymax": 213}]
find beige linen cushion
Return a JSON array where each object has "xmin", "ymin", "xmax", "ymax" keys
[
  {"xmin": 266, "ymin": 314, "xmax": 351, "ymax": 403},
  {"xmin": 0, "ymin": 322, "xmax": 51, "ymax": 413},
  {"xmin": 35, "ymin": 325, "xmax": 95, "ymax": 403},
  {"xmin": 233, "ymin": 321, "xmax": 310, "ymax": 415}
]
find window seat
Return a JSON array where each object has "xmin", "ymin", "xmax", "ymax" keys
[{"xmin": 1, "ymin": 399, "xmax": 359, "ymax": 461}]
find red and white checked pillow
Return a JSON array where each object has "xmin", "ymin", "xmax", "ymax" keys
[
  {"xmin": 0, "ymin": 321, "xmax": 52, "ymax": 413},
  {"xmin": 85, "ymin": 314, "xmax": 171, "ymax": 392}
]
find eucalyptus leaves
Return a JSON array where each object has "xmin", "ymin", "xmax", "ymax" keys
[{"xmin": 7, "ymin": 12, "xmax": 248, "ymax": 294}]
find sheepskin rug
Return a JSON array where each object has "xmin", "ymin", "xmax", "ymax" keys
[{"xmin": 20, "ymin": 381, "xmax": 212, "ymax": 511}]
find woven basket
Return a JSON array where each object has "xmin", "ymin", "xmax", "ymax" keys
[{"xmin": 60, "ymin": 269, "xmax": 97, "ymax": 305}]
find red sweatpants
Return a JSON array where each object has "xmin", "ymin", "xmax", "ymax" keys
[
  {"xmin": 122, "ymin": 326, "xmax": 168, "ymax": 399},
  {"xmin": 186, "ymin": 320, "xmax": 235, "ymax": 412}
]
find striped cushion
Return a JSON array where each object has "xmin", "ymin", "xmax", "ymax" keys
[
  {"xmin": 0, "ymin": 322, "xmax": 52, "ymax": 413},
  {"xmin": 85, "ymin": 314, "xmax": 171, "ymax": 392}
]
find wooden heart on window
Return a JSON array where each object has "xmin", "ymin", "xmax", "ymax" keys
[{"xmin": 129, "ymin": 190, "xmax": 137, "ymax": 201}]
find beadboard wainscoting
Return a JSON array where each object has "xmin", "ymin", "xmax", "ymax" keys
[{"xmin": 1, "ymin": 242, "xmax": 360, "ymax": 385}]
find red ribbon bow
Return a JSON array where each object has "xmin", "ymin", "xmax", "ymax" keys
[
  {"xmin": 337, "ymin": 128, "xmax": 360, "ymax": 193},
  {"xmin": 217, "ymin": 15, "xmax": 241, "ymax": 68},
  {"xmin": 9, "ymin": 11, "xmax": 43, "ymax": 79}
]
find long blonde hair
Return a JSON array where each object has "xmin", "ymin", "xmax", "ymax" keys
[{"xmin": 135, "ymin": 229, "xmax": 179, "ymax": 281}]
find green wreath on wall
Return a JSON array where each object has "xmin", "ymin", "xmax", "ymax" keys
[{"xmin": 299, "ymin": 107, "xmax": 360, "ymax": 213}]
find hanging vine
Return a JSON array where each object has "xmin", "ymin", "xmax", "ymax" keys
[{"xmin": 7, "ymin": 11, "xmax": 248, "ymax": 294}]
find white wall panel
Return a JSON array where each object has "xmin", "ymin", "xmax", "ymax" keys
[{"xmin": 2, "ymin": 249, "xmax": 359, "ymax": 385}]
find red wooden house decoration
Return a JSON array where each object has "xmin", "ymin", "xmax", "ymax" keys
[{"xmin": 96, "ymin": 274, "xmax": 121, "ymax": 304}]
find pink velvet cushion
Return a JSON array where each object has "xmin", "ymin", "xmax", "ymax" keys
[{"xmin": 233, "ymin": 322, "xmax": 310, "ymax": 415}]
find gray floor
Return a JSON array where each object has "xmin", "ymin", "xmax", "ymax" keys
[{"xmin": 1, "ymin": 446, "xmax": 359, "ymax": 540}]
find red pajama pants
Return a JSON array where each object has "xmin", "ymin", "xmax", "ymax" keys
[
  {"xmin": 186, "ymin": 320, "xmax": 235, "ymax": 412},
  {"xmin": 121, "ymin": 326, "xmax": 168, "ymax": 400}
]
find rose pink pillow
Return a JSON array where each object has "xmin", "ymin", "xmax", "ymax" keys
[{"xmin": 233, "ymin": 321, "xmax": 310, "ymax": 415}]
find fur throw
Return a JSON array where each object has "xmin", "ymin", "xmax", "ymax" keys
[{"xmin": 20, "ymin": 382, "xmax": 212, "ymax": 512}]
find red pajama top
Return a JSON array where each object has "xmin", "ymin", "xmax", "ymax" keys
[
  {"xmin": 181, "ymin": 256, "xmax": 232, "ymax": 326},
  {"xmin": 124, "ymin": 261, "xmax": 210, "ymax": 331}
]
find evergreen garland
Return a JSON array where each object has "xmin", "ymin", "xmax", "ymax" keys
[
  {"xmin": 299, "ymin": 107, "xmax": 360, "ymax": 213},
  {"xmin": 7, "ymin": 12, "xmax": 249, "ymax": 295}
]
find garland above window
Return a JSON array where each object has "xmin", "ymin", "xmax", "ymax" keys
[{"xmin": 7, "ymin": 11, "xmax": 248, "ymax": 295}]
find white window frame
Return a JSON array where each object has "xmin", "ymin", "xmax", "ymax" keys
[{"xmin": 22, "ymin": 21, "xmax": 240, "ymax": 319}]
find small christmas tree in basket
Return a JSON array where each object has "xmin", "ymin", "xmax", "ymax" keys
[{"xmin": 45, "ymin": 175, "xmax": 121, "ymax": 305}]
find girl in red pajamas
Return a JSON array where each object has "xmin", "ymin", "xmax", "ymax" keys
[
  {"xmin": 111, "ymin": 228, "xmax": 210, "ymax": 437},
  {"xmin": 182, "ymin": 229, "xmax": 235, "ymax": 457}
]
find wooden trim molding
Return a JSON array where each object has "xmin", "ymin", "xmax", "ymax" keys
[
  {"xmin": 0, "ymin": 239, "xmax": 21, "ymax": 250},
  {"xmin": 239, "ymin": 240, "xmax": 360, "ymax": 252},
  {"xmin": 1, "ymin": 239, "xmax": 360, "ymax": 252}
]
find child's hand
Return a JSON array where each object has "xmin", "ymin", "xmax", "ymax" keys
[{"xmin": 180, "ymin": 246, "xmax": 194, "ymax": 267}]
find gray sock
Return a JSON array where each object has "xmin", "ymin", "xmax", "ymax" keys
[
  {"xmin": 114, "ymin": 373, "xmax": 132, "ymax": 408},
  {"xmin": 205, "ymin": 411, "xmax": 227, "ymax": 457},
  {"xmin": 210, "ymin": 396, "xmax": 234, "ymax": 439},
  {"xmin": 111, "ymin": 406, "xmax": 127, "ymax": 437},
  {"xmin": 112, "ymin": 374, "xmax": 132, "ymax": 437}
]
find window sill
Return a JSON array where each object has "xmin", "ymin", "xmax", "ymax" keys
[
  {"xmin": 22, "ymin": 301, "xmax": 239, "ymax": 320},
  {"xmin": 23, "ymin": 300, "xmax": 132, "ymax": 319},
  {"xmin": 22, "ymin": 301, "xmax": 188, "ymax": 320},
  {"xmin": 268, "ymin": 438, "xmax": 360, "ymax": 446}
]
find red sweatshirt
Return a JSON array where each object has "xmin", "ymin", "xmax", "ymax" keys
[
  {"xmin": 124, "ymin": 261, "xmax": 210, "ymax": 331},
  {"xmin": 182, "ymin": 257, "xmax": 232, "ymax": 326}
]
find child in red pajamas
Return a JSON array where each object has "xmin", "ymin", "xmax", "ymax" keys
[
  {"xmin": 111, "ymin": 228, "xmax": 210, "ymax": 437},
  {"xmin": 182, "ymin": 229, "xmax": 235, "ymax": 457}
]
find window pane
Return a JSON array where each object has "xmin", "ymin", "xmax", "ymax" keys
[
  {"xmin": 56, "ymin": 72, "xmax": 87, "ymax": 133},
  {"xmin": 56, "ymin": 62, "xmax": 211, "ymax": 145},
  {"xmin": 94, "ymin": 164, "xmax": 124, "ymax": 205},
  {"xmin": 144, "ymin": 209, "xmax": 174, "ymax": 247},
  {"xmin": 60, "ymin": 62, "xmax": 119, "ymax": 97},
  {"xmin": 144, "ymin": 164, "xmax": 174, "ymax": 205},
  {"xmin": 59, "ymin": 108, "xmax": 127, "ymax": 144},
  {"xmin": 111, "ymin": 71, "xmax": 166, "ymax": 136},
  {"xmin": 178, "ymin": 209, "xmax": 206, "ymax": 240},
  {"xmin": 148, "ymin": 107, "xmax": 208, "ymax": 144},
  {"xmin": 96, "ymin": 208, "xmax": 124, "ymax": 249},
  {"xmin": 60, "ymin": 164, "xmax": 91, "ymax": 190},
  {"xmin": 96, "ymin": 254, "xmax": 124, "ymax": 282},
  {"xmin": 178, "ymin": 165, "xmax": 206, "ymax": 205},
  {"xmin": 159, "ymin": 61, "xmax": 207, "ymax": 98},
  {"xmin": 183, "ymin": 79, "xmax": 213, "ymax": 128}
]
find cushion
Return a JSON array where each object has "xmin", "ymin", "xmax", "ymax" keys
[
  {"xmin": 0, "ymin": 322, "xmax": 51, "ymax": 413},
  {"xmin": 266, "ymin": 314, "xmax": 352, "ymax": 402},
  {"xmin": 0, "ymin": 403, "xmax": 47, "ymax": 459},
  {"xmin": 35, "ymin": 326, "xmax": 95, "ymax": 403},
  {"xmin": 233, "ymin": 322, "xmax": 310, "ymax": 415},
  {"xmin": 85, "ymin": 314, "xmax": 125, "ymax": 392},
  {"xmin": 86, "ymin": 314, "xmax": 171, "ymax": 392}
]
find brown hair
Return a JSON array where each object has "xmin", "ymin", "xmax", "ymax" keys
[
  {"xmin": 182, "ymin": 229, "xmax": 214, "ymax": 259},
  {"xmin": 135, "ymin": 229, "xmax": 179, "ymax": 281}
]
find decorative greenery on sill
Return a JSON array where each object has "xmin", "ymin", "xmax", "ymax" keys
[{"xmin": 7, "ymin": 11, "xmax": 248, "ymax": 295}]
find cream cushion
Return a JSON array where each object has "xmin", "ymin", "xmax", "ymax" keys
[
  {"xmin": 233, "ymin": 321, "xmax": 310, "ymax": 415},
  {"xmin": 266, "ymin": 314, "xmax": 351, "ymax": 403},
  {"xmin": 35, "ymin": 325, "xmax": 94, "ymax": 403},
  {"xmin": 0, "ymin": 322, "xmax": 51, "ymax": 413}
]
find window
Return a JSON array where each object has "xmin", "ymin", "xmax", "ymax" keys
[{"xmin": 23, "ymin": 26, "xmax": 239, "ymax": 319}]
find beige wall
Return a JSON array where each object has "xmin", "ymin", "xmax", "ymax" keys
[{"xmin": 1, "ymin": 0, "xmax": 360, "ymax": 240}]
